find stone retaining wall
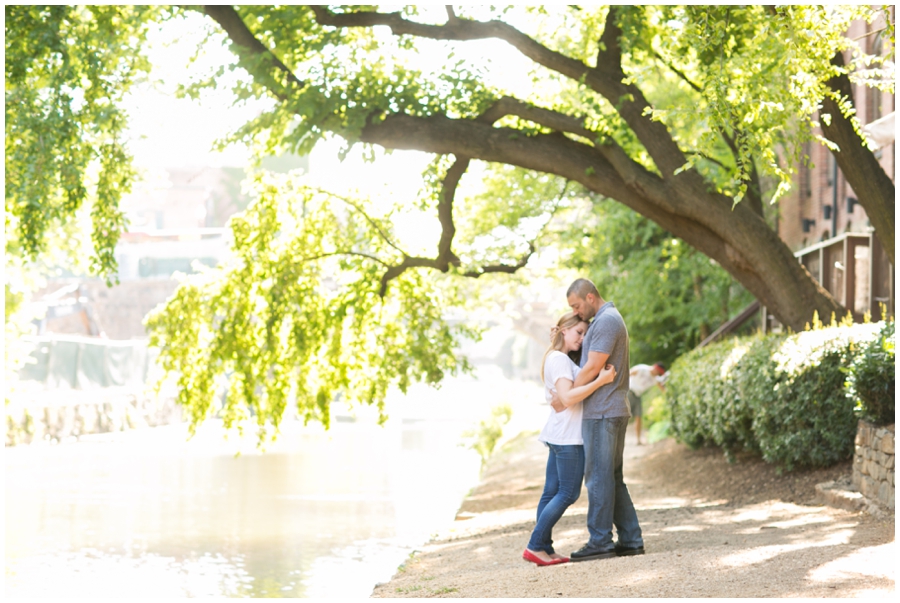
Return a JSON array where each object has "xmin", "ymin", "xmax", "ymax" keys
[
  {"xmin": 852, "ymin": 420, "xmax": 895, "ymax": 509},
  {"xmin": 5, "ymin": 388, "xmax": 182, "ymax": 446}
]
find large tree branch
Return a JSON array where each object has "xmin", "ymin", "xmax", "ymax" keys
[
  {"xmin": 309, "ymin": 5, "xmax": 694, "ymax": 182},
  {"xmin": 359, "ymin": 111, "xmax": 842, "ymax": 328},
  {"xmin": 819, "ymin": 50, "xmax": 895, "ymax": 264},
  {"xmin": 201, "ymin": 4, "xmax": 761, "ymax": 248},
  {"xmin": 355, "ymin": 115, "xmax": 682, "ymax": 228},
  {"xmin": 247, "ymin": 5, "xmax": 702, "ymax": 205},
  {"xmin": 308, "ymin": 6, "xmax": 594, "ymax": 84},
  {"xmin": 436, "ymin": 157, "xmax": 466, "ymax": 266},
  {"xmin": 202, "ymin": 5, "xmax": 303, "ymax": 100},
  {"xmin": 474, "ymin": 96, "xmax": 685, "ymax": 214},
  {"xmin": 201, "ymin": 4, "xmax": 844, "ymax": 329}
]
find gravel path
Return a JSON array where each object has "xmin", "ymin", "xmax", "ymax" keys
[{"xmin": 372, "ymin": 430, "xmax": 894, "ymax": 598}]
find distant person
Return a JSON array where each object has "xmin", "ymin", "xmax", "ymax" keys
[
  {"xmin": 627, "ymin": 363, "xmax": 667, "ymax": 445},
  {"xmin": 553, "ymin": 278, "xmax": 644, "ymax": 561},
  {"xmin": 523, "ymin": 311, "xmax": 617, "ymax": 567}
]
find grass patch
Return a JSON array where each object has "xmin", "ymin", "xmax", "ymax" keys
[
  {"xmin": 431, "ymin": 586, "xmax": 458, "ymax": 594},
  {"xmin": 395, "ymin": 585, "xmax": 423, "ymax": 593}
]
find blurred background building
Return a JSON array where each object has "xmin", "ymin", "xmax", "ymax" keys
[
  {"xmin": 29, "ymin": 157, "xmax": 306, "ymax": 342},
  {"xmin": 773, "ymin": 13, "xmax": 894, "ymax": 327}
]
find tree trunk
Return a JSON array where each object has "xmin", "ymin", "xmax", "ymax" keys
[{"xmin": 820, "ymin": 51, "xmax": 895, "ymax": 265}]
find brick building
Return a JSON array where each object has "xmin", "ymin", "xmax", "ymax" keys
[
  {"xmin": 33, "ymin": 156, "xmax": 308, "ymax": 340},
  {"xmin": 773, "ymin": 12, "xmax": 895, "ymax": 326}
]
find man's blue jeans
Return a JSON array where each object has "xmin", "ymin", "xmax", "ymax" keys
[
  {"xmin": 527, "ymin": 443, "xmax": 584, "ymax": 554},
  {"xmin": 581, "ymin": 416, "xmax": 643, "ymax": 551}
]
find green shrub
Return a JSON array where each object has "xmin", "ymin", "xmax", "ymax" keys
[
  {"xmin": 730, "ymin": 335, "xmax": 785, "ymax": 456},
  {"xmin": 668, "ymin": 339, "xmax": 760, "ymax": 459},
  {"xmin": 752, "ymin": 347, "xmax": 856, "ymax": 470},
  {"xmin": 846, "ymin": 320, "xmax": 895, "ymax": 425},
  {"xmin": 667, "ymin": 321, "xmax": 886, "ymax": 470}
]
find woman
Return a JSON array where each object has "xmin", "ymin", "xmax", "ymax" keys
[{"xmin": 523, "ymin": 311, "xmax": 616, "ymax": 566}]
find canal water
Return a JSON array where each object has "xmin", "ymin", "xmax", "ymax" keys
[{"xmin": 5, "ymin": 368, "xmax": 543, "ymax": 598}]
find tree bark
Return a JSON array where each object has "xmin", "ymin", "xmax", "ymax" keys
[{"xmin": 819, "ymin": 51, "xmax": 895, "ymax": 265}]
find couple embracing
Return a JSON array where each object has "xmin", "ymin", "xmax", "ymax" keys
[{"xmin": 522, "ymin": 278, "xmax": 644, "ymax": 566}]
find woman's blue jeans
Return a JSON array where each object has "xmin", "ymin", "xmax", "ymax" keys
[{"xmin": 526, "ymin": 443, "xmax": 585, "ymax": 554}]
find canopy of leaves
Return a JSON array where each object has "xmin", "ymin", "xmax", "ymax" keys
[
  {"xmin": 5, "ymin": 5, "xmax": 158, "ymax": 282},
  {"xmin": 621, "ymin": 5, "xmax": 893, "ymax": 203},
  {"xmin": 145, "ymin": 173, "xmax": 476, "ymax": 442},
  {"xmin": 191, "ymin": 5, "xmax": 892, "ymax": 206}
]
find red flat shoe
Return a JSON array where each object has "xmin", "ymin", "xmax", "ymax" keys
[{"xmin": 523, "ymin": 549, "xmax": 568, "ymax": 566}]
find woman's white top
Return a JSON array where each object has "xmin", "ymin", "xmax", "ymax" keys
[{"xmin": 538, "ymin": 351, "xmax": 583, "ymax": 445}]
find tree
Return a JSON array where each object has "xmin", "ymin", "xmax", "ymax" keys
[
  {"xmin": 188, "ymin": 4, "xmax": 893, "ymax": 330},
  {"xmin": 7, "ymin": 6, "xmax": 894, "ymax": 436}
]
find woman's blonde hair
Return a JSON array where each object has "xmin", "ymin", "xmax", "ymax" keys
[{"xmin": 540, "ymin": 311, "xmax": 586, "ymax": 383}]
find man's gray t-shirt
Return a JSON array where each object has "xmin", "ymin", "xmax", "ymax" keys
[{"xmin": 579, "ymin": 302, "xmax": 630, "ymax": 419}]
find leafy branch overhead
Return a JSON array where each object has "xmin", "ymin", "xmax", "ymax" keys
[
  {"xmin": 7, "ymin": 5, "xmax": 895, "ymax": 436},
  {"xmin": 194, "ymin": 4, "xmax": 892, "ymax": 333},
  {"xmin": 5, "ymin": 5, "xmax": 159, "ymax": 282},
  {"xmin": 145, "ymin": 176, "xmax": 477, "ymax": 440}
]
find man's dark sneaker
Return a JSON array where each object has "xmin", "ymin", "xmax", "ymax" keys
[
  {"xmin": 614, "ymin": 544, "xmax": 645, "ymax": 557},
  {"xmin": 569, "ymin": 544, "xmax": 617, "ymax": 562}
]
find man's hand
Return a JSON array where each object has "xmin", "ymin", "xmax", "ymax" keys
[{"xmin": 550, "ymin": 390, "xmax": 565, "ymax": 413}]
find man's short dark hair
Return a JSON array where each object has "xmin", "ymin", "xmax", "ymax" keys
[{"xmin": 567, "ymin": 278, "xmax": 600, "ymax": 300}]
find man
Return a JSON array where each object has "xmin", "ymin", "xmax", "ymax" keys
[
  {"xmin": 551, "ymin": 278, "xmax": 644, "ymax": 561},
  {"xmin": 628, "ymin": 363, "xmax": 667, "ymax": 445}
]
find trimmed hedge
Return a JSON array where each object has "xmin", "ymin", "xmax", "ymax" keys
[
  {"xmin": 667, "ymin": 320, "xmax": 890, "ymax": 470},
  {"xmin": 846, "ymin": 320, "xmax": 895, "ymax": 425}
]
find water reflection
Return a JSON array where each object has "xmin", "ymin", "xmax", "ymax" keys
[{"xmin": 5, "ymin": 412, "xmax": 484, "ymax": 598}]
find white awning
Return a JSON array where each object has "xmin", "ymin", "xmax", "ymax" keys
[{"xmin": 863, "ymin": 112, "xmax": 895, "ymax": 150}]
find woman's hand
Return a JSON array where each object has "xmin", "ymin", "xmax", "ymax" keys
[
  {"xmin": 596, "ymin": 363, "xmax": 616, "ymax": 386},
  {"xmin": 554, "ymin": 363, "xmax": 616, "ymax": 410}
]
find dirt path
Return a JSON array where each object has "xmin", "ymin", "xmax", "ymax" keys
[{"xmin": 372, "ymin": 430, "xmax": 894, "ymax": 598}]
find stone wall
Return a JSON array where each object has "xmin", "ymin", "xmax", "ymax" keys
[
  {"xmin": 852, "ymin": 420, "xmax": 895, "ymax": 509},
  {"xmin": 5, "ymin": 388, "xmax": 182, "ymax": 446}
]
